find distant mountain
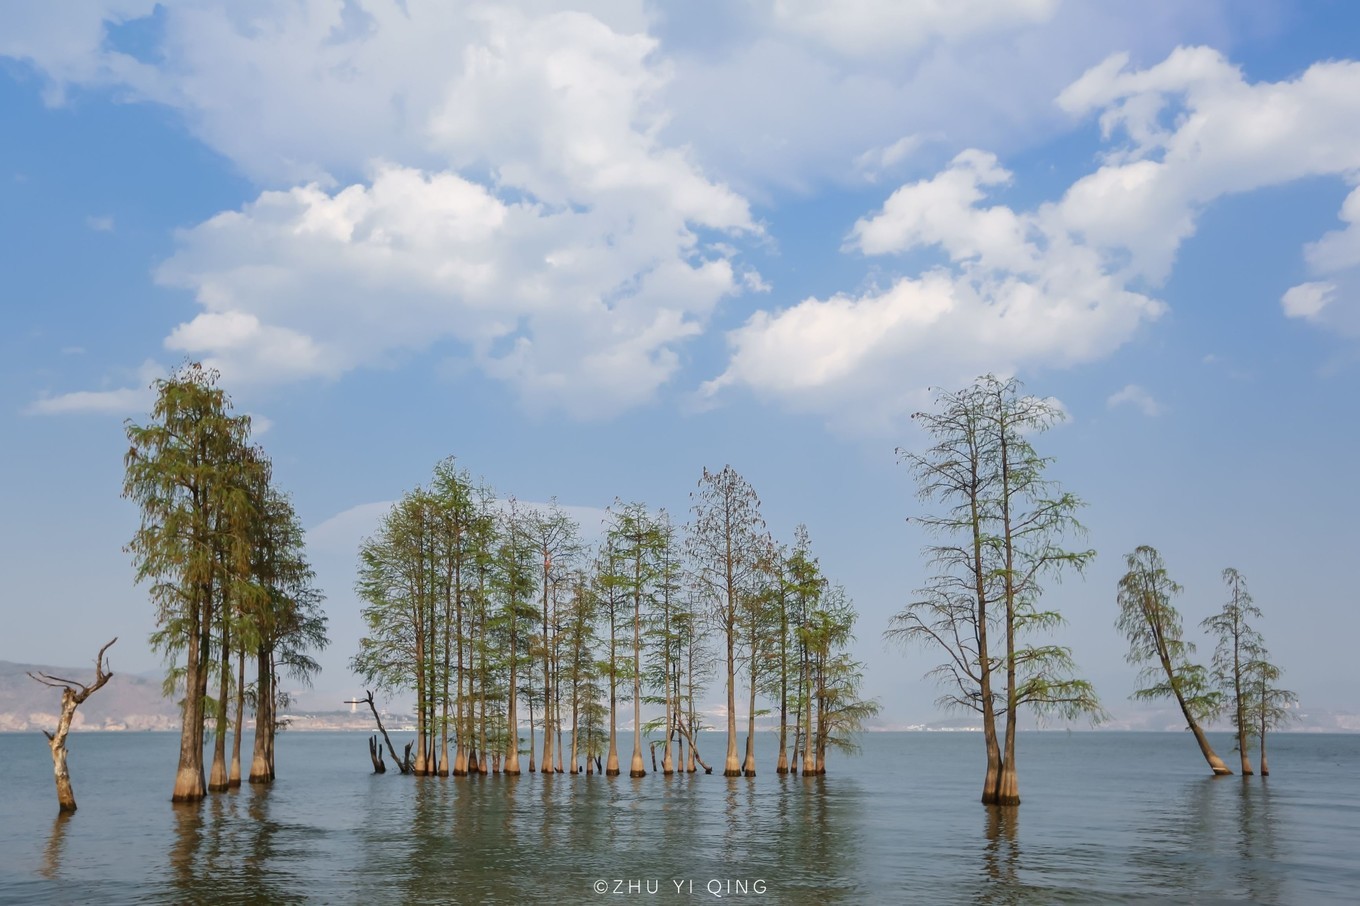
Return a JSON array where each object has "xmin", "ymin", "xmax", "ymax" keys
[
  {"xmin": 865, "ymin": 704, "xmax": 1360, "ymax": 733},
  {"xmin": 0, "ymin": 659, "xmax": 179, "ymax": 732}
]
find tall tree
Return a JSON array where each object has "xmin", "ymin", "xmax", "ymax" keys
[
  {"xmin": 125, "ymin": 363, "xmax": 256, "ymax": 803},
  {"xmin": 643, "ymin": 511, "xmax": 684, "ymax": 775},
  {"xmin": 561, "ymin": 567, "xmax": 602, "ymax": 774},
  {"xmin": 688, "ymin": 465, "xmax": 770, "ymax": 777},
  {"xmin": 605, "ymin": 501, "xmax": 664, "ymax": 778},
  {"xmin": 595, "ymin": 535, "xmax": 627, "ymax": 776},
  {"xmin": 1201, "ymin": 568, "xmax": 1264, "ymax": 775},
  {"xmin": 352, "ymin": 489, "xmax": 442, "ymax": 775},
  {"xmin": 889, "ymin": 375, "xmax": 1100, "ymax": 806},
  {"xmin": 1245, "ymin": 649, "xmax": 1296, "ymax": 776},
  {"xmin": 804, "ymin": 586, "xmax": 879, "ymax": 773},
  {"xmin": 248, "ymin": 481, "xmax": 327, "ymax": 784},
  {"xmin": 431, "ymin": 459, "xmax": 478, "ymax": 776},
  {"xmin": 1116, "ymin": 545, "xmax": 1231, "ymax": 775},
  {"xmin": 524, "ymin": 501, "xmax": 581, "ymax": 774},
  {"xmin": 494, "ymin": 498, "xmax": 539, "ymax": 775}
]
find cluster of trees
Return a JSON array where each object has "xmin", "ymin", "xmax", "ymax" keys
[
  {"xmin": 123, "ymin": 363, "xmax": 328, "ymax": 802},
  {"xmin": 352, "ymin": 459, "xmax": 878, "ymax": 779},
  {"xmin": 889, "ymin": 375, "xmax": 1297, "ymax": 807},
  {"xmin": 1117, "ymin": 548, "xmax": 1296, "ymax": 776}
]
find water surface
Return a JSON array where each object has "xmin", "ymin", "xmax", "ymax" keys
[{"xmin": 2, "ymin": 731, "xmax": 1356, "ymax": 903}]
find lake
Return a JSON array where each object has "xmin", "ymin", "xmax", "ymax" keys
[{"xmin": 1, "ymin": 730, "xmax": 1357, "ymax": 904}]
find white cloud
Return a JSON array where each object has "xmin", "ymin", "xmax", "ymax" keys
[
  {"xmin": 1281, "ymin": 282, "xmax": 1334, "ymax": 322},
  {"xmin": 1106, "ymin": 384, "xmax": 1162, "ymax": 417},
  {"xmin": 1055, "ymin": 47, "xmax": 1360, "ymax": 283},
  {"xmin": 765, "ymin": 0, "xmax": 1060, "ymax": 57},
  {"xmin": 706, "ymin": 45, "xmax": 1360, "ymax": 431},
  {"xmin": 854, "ymin": 134, "xmax": 926, "ymax": 183},
  {"xmin": 26, "ymin": 359, "xmax": 164, "ymax": 417},
  {"xmin": 17, "ymin": 4, "xmax": 757, "ymax": 419},
  {"xmin": 706, "ymin": 150, "xmax": 1165, "ymax": 433},
  {"xmin": 154, "ymin": 155, "xmax": 750, "ymax": 415},
  {"xmin": 85, "ymin": 215, "xmax": 114, "ymax": 232},
  {"xmin": 245, "ymin": 413, "xmax": 274, "ymax": 437},
  {"xmin": 307, "ymin": 501, "xmax": 395, "ymax": 555},
  {"xmin": 1, "ymin": 0, "xmax": 1237, "ymax": 198},
  {"xmin": 308, "ymin": 497, "xmax": 611, "ymax": 558},
  {"xmin": 1305, "ymin": 186, "xmax": 1360, "ymax": 274},
  {"xmin": 26, "ymin": 386, "xmax": 152, "ymax": 416}
]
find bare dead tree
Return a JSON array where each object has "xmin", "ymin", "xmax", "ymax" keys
[
  {"xmin": 345, "ymin": 690, "xmax": 410, "ymax": 774},
  {"xmin": 28, "ymin": 638, "xmax": 118, "ymax": 812}
]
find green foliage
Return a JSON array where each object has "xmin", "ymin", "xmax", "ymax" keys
[
  {"xmin": 889, "ymin": 374, "xmax": 1100, "ymax": 723},
  {"xmin": 1116, "ymin": 545, "xmax": 1220, "ymax": 721}
]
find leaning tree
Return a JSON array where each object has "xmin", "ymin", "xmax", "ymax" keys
[{"xmin": 1116, "ymin": 545, "xmax": 1231, "ymax": 775}]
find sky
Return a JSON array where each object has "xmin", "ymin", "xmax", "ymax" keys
[{"xmin": 2, "ymin": 0, "xmax": 1358, "ymax": 728}]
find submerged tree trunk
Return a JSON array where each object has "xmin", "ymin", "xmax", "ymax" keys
[
  {"xmin": 208, "ymin": 566, "xmax": 232, "ymax": 794},
  {"xmin": 29, "ymin": 639, "xmax": 117, "ymax": 813},
  {"xmin": 528, "ymin": 697, "xmax": 537, "ymax": 773},
  {"xmin": 229, "ymin": 652, "xmax": 246, "ymax": 788},
  {"xmin": 1189, "ymin": 721, "xmax": 1232, "ymax": 775},
  {"xmin": 724, "ymin": 626, "xmax": 740, "ymax": 777},
  {"xmin": 249, "ymin": 647, "xmax": 274, "ymax": 783},
  {"xmin": 673, "ymin": 719, "xmax": 713, "ymax": 773},
  {"xmin": 995, "ymin": 715, "xmax": 1019, "ymax": 807},
  {"xmin": 346, "ymin": 690, "xmax": 408, "ymax": 774},
  {"xmin": 174, "ymin": 587, "xmax": 213, "ymax": 802},
  {"xmin": 630, "ymin": 581, "xmax": 646, "ymax": 779},
  {"xmin": 742, "ymin": 644, "xmax": 758, "ymax": 776}
]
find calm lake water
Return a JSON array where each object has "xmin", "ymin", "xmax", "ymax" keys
[{"xmin": 1, "ymin": 730, "xmax": 1357, "ymax": 904}]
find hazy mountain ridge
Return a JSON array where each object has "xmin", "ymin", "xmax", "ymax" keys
[
  {"xmin": 0, "ymin": 659, "xmax": 179, "ymax": 732},
  {"xmin": 4, "ymin": 660, "xmax": 1356, "ymax": 733}
]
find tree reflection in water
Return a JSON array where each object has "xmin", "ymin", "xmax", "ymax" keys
[{"xmin": 40, "ymin": 813, "xmax": 71, "ymax": 880}]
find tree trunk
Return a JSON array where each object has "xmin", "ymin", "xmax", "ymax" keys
[
  {"xmin": 742, "ymin": 635, "xmax": 758, "ymax": 777},
  {"xmin": 174, "ymin": 589, "xmax": 212, "ymax": 802},
  {"xmin": 528, "ymin": 696, "xmax": 537, "ymax": 773},
  {"xmin": 672, "ymin": 719, "xmax": 712, "ymax": 773},
  {"xmin": 995, "ymin": 715, "xmax": 1020, "ymax": 807},
  {"xmin": 229, "ymin": 652, "xmax": 245, "ymax": 788},
  {"xmin": 802, "ymin": 659, "xmax": 816, "ymax": 776},
  {"xmin": 249, "ymin": 647, "xmax": 274, "ymax": 783},
  {"xmin": 724, "ymin": 627, "xmax": 740, "ymax": 776},
  {"xmin": 46, "ymin": 692, "xmax": 80, "ymax": 813},
  {"xmin": 607, "ymin": 615, "xmax": 620, "ymax": 777},
  {"xmin": 630, "ymin": 588, "xmax": 646, "ymax": 778},
  {"xmin": 1189, "ymin": 721, "xmax": 1233, "ymax": 775}
]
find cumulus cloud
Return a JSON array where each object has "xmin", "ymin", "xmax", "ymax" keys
[
  {"xmin": 706, "ymin": 150, "xmax": 1165, "ymax": 433},
  {"xmin": 1106, "ymin": 384, "xmax": 1162, "ymax": 417},
  {"xmin": 706, "ymin": 45, "xmax": 1360, "ymax": 431},
  {"xmin": 1056, "ymin": 47, "xmax": 1360, "ymax": 282},
  {"xmin": 14, "ymin": 3, "xmax": 757, "ymax": 419},
  {"xmin": 154, "ymin": 153, "xmax": 750, "ymax": 416}
]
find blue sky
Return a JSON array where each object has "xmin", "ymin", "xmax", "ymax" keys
[{"xmin": 3, "ymin": 1, "xmax": 1358, "ymax": 727}]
